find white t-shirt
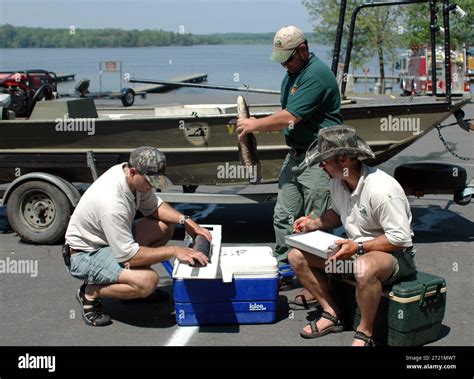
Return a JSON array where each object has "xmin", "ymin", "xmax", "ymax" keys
[
  {"xmin": 330, "ymin": 164, "xmax": 413, "ymax": 247},
  {"xmin": 65, "ymin": 163, "xmax": 163, "ymax": 262}
]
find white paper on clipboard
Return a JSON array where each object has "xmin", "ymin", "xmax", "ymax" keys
[{"xmin": 285, "ymin": 230, "xmax": 341, "ymax": 259}]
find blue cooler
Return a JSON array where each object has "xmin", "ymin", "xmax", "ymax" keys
[{"xmin": 173, "ymin": 246, "xmax": 279, "ymax": 326}]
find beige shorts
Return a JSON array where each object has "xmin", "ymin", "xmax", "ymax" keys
[{"xmin": 351, "ymin": 247, "xmax": 417, "ymax": 286}]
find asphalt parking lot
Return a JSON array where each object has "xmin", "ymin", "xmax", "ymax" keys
[{"xmin": 0, "ymin": 100, "xmax": 472, "ymax": 348}]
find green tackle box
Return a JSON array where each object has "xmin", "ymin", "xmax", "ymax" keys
[{"xmin": 329, "ymin": 271, "xmax": 447, "ymax": 346}]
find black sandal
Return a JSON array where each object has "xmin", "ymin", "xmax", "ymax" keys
[
  {"xmin": 76, "ymin": 283, "xmax": 112, "ymax": 327},
  {"xmin": 300, "ymin": 311, "xmax": 344, "ymax": 339},
  {"xmin": 353, "ymin": 331, "xmax": 376, "ymax": 346},
  {"xmin": 288, "ymin": 293, "xmax": 320, "ymax": 310}
]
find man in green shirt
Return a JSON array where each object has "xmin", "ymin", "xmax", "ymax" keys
[{"xmin": 237, "ymin": 26, "xmax": 342, "ymax": 290}]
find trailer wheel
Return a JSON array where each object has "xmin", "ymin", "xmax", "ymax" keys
[
  {"xmin": 7, "ymin": 181, "xmax": 72, "ymax": 244},
  {"xmin": 453, "ymin": 190, "xmax": 472, "ymax": 206},
  {"xmin": 121, "ymin": 88, "xmax": 135, "ymax": 107}
]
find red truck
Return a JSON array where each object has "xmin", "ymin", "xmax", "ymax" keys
[{"xmin": 399, "ymin": 47, "xmax": 470, "ymax": 96}]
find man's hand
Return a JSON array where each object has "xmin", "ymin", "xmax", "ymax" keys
[
  {"xmin": 327, "ymin": 239, "xmax": 357, "ymax": 261},
  {"xmin": 184, "ymin": 219, "xmax": 212, "ymax": 242},
  {"xmin": 293, "ymin": 216, "xmax": 320, "ymax": 233},
  {"xmin": 236, "ymin": 117, "xmax": 258, "ymax": 140},
  {"xmin": 173, "ymin": 246, "xmax": 209, "ymax": 266}
]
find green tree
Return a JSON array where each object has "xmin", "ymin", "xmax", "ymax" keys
[
  {"xmin": 302, "ymin": 0, "xmax": 403, "ymax": 93},
  {"xmin": 402, "ymin": 0, "xmax": 474, "ymax": 50}
]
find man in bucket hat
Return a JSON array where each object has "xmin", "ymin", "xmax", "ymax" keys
[
  {"xmin": 65, "ymin": 146, "xmax": 212, "ymax": 326},
  {"xmin": 237, "ymin": 26, "xmax": 342, "ymax": 299},
  {"xmin": 288, "ymin": 125, "xmax": 417, "ymax": 346}
]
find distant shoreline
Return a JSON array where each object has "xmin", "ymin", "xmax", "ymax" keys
[{"xmin": 0, "ymin": 25, "xmax": 325, "ymax": 48}]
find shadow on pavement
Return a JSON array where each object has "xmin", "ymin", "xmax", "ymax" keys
[
  {"xmin": 276, "ymin": 294, "xmax": 290, "ymax": 323},
  {"xmin": 438, "ymin": 324, "xmax": 451, "ymax": 342},
  {"xmin": 411, "ymin": 205, "xmax": 474, "ymax": 243},
  {"xmin": 103, "ymin": 284, "xmax": 176, "ymax": 328},
  {"xmin": 197, "ymin": 325, "xmax": 240, "ymax": 334}
]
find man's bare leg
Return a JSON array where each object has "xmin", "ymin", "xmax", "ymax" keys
[
  {"xmin": 289, "ymin": 248, "xmax": 341, "ymax": 334},
  {"xmin": 85, "ymin": 267, "xmax": 159, "ymax": 300},
  {"xmin": 352, "ymin": 252, "xmax": 394, "ymax": 346},
  {"xmin": 134, "ymin": 217, "xmax": 175, "ymax": 249},
  {"xmin": 84, "ymin": 218, "xmax": 174, "ymax": 301}
]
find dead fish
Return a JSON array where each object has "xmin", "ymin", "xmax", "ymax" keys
[{"xmin": 237, "ymin": 95, "xmax": 262, "ymax": 183}]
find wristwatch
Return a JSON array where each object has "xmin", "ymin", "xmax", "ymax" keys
[
  {"xmin": 178, "ymin": 215, "xmax": 191, "ymax": 225},
  {"xmin": 357, "ymin": 241, "xmax": 366, "ymax": 255}
]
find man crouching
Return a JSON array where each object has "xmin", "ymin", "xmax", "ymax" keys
[
  {"xmin": 289, "ymin": 125, "xmax": 417, "ymax": 346},
  {"xmin": 65, "ymin": 146, "xmax": 212, "ymax": 326}
]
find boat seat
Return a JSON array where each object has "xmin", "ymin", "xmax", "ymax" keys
[{"xmin": 75, "ymin": 79, "xmax": 91, "ymax": 96}]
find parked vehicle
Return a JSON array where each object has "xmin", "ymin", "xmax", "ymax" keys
[
  {"xmin": 0, "ymin": 69, "xmax": 58, "ymax": 117},
  {"xmin": 399, "ymin": 47, "xmax": 470, "ymax": 96},
  {"xmin": 467, "ymin": 47, "xmax": 474, "ymax": 78}
]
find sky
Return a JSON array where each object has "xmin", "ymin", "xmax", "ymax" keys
[{"xmin": 0, "ymin": 0, "xmax": 315, "ymax": 33}]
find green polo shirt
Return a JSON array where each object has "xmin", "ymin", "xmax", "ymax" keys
[{"xmin": 280, "ymin": 53, "xmax": 342, "ymax": 150}]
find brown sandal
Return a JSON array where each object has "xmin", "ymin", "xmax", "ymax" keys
[{"xmin": 300, "ymin": 311, "xmax": 344, "ymax": 339}]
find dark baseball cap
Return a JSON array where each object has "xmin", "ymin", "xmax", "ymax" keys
[{"xmin": 129, "ymin": 146, "xmax": 173, "ymax": 191}]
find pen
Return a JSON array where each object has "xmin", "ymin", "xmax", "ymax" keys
[{"xmin": 293, "ymin": 211, "xmax": 318, "ymax": 233}]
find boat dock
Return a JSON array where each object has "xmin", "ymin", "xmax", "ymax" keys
[
  {"xmin": 132, "ymin": 73, "xmax": 207, "ymax": 93},
  {"xmin": 56, "ymin": 73, "xmax": 76, "ymax": 82},
  {"xmin": 353, "ymin": 74, "xmax": 400, "ymax": 83}
]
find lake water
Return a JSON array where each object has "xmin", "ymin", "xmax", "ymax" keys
[{"xmin": 0, "ymin": 44, "xmax": 398, "ymax": 94}]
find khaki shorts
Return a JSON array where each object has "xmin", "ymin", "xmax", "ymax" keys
[
  {"xmin": 333, "ymin": 247, "xmax": 417, "ymax": 286},
  {"xmin": 353, "ymin": 247, "xmax": 417, "ymax": 286}
]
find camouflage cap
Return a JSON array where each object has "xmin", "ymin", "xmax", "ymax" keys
[
  {"xmin": 305, "ymin": 125, "xmax": 375, "ymax": 167},
  {"xmin": 129, "ymin": 146, "xmax": 173, "ymax": 191}
]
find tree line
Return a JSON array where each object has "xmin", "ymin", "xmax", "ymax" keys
[
  {"xmin": 0, "ymin": 25, "xmax": 323, "ymax": 48},
  {"xmin": 0, "ymin": 25, "xmax": 225, "ymax": 48}
]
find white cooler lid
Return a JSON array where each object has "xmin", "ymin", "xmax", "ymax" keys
[{"xmin": 219, "ymin": 246, "xmax": 278, "ymax": 283}]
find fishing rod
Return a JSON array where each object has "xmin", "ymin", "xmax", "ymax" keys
[{"xmin": 129, "ymin": 78, "xmax": 281, "ymax": 95}]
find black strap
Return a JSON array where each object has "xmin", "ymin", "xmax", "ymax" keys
[
  {"xmin": 354, "ymin": 331, "xmax": 375, "ymax": 346},
  {"xmin": 321, "ymin": 311, "xmax": 339, "ymax": 324}
]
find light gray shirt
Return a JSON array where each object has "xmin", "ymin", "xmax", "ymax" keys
[
  {"xmin": 65, "ymin": 163, "xmax": 163, "ymax": 262},
  {"xmin": 330, "ymin": 164, "xmax": 413, "ymax": 247}
]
